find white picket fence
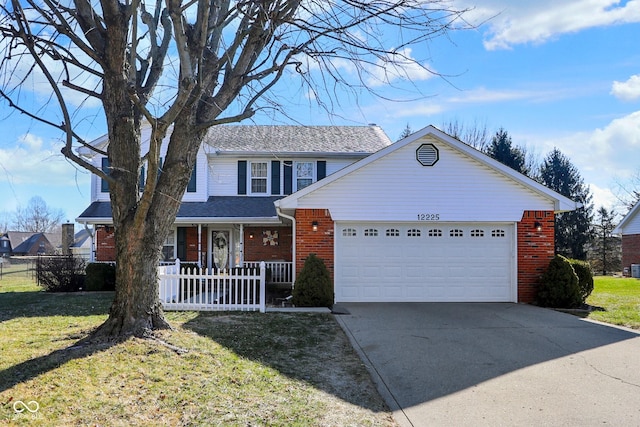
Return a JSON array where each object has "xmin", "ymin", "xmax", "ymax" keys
[
  {"xmin": 158, "ymin": 260, "xmax": 266, "ymax": 312},
  {"xmin": 244, "ymin": 260, "xmax": 293, "ymax": 285}
]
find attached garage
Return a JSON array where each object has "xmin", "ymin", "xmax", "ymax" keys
[
  {"xmin": 335, "ymin": 222, "xmax": 515, "ymax": 302},
  {"xmin": 275, "ymin": 125, "xmax": 579, "ymax": 304}
]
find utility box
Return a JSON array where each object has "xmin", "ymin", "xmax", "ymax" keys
[{"xmin": 631, "ymin": 264, "xmax": 640, "ymax": 278}]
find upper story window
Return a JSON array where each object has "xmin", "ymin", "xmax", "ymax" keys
[
  {"xmin": 101, "ymin": 158, "xmax": 110, "ymax": 192},
  {"xmin": 250, "ymin": 162, "xmax": 268, "ymax": 194},
  {"xmin": 295, "ymin": 162, "xmax": 314, "ymax": 191}
]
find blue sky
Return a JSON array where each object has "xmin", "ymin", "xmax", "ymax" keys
[{"xmin": 1, "ymin": 0, "xmax": 640, "ymax": 225}]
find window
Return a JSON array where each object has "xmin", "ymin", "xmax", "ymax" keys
[
  {"xmin": 450, "ymin": 229, "xmax": 463, "ymax": 237},
  {"xmin": 386, "ymin": 228, "xmax": 400, "ymax": 237},
  {"xmin": 295, "ymin": 162, "xmax": 314, "ymax": 191},
  {"xmin": 470, "ymin": 229, "xmax": 484, "ymax": 237},
  {"xmin": 428, "ymin": 229, "xmax": 442, "ymax": 237},
  {"xmin": 342, "ymin": 228, "xmax": 357, "ymax": 237},
  {"xmin": 407, "ymin": 229, "xmax": 421, "ymax": 237},
  {"xmin": 364, "ymin": 228, "xmax": 378, "ymax": 237},
  {"xmin": 187, "ymin": 163, "xmax": 197, "ymax": 192},
  {"xmin": 250, "ymin": 162, "xmax": 268, "ymax": 194},
  {"xmin": 492, "ymin": 229, "xmax": 506, "ymax": 238},
  {"xmin": 101, "ymin": 158, "xmax": 110, "ymax": 192},
  {"xmin": 162, "ymin": 231, "xmax": 175, "ymax": 261}
]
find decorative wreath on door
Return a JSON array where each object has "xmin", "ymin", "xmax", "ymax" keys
[{"xmin": 262, "ymin": 230, "xmax": 279, "ymax": 246}]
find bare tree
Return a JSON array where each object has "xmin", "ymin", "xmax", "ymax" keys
[
  {"xmin": 1, "ymin": 0, "xmax": 473, "ymax": 339},
  {"xmin": 12, "ymin": 196, "xmax": 64, "ymax": 233},
  {"xmin": 440, "ymin": 118, "xmax": 490, "ymax": 150}
]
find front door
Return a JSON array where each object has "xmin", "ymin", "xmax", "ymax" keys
[{"xmin": 212, "ymin": 230, "xmax": 230, "ymax": 270}]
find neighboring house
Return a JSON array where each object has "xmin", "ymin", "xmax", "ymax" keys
[
  {"xmin": 77, "ymin": 124, "xmax": 579, "ymax": 304},
  {"xmin": 1, "ymin": 231, "xmax": 58, "ymax": 256},
  {"xmin": 71, "ymin": 229, "xmax": 93, "ymax": 260},
  {"xmin": 613, "ymin": 201, "xmax": 640, "ymax": 276}
]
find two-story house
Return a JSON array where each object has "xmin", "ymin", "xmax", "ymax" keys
[
  {"xmin": 76, "ymin": 124, "xmax": 392, "ymax": 273},
  {"xmin": 78, "ymin": 124, "xmax": 580, "ymax": 304}
]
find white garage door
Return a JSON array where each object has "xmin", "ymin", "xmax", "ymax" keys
[{"xmin": 335, "ymin": 223, "xmax": 515, "ymax": 302}]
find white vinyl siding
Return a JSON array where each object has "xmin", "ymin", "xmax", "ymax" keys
[
  {"xmin": 297, "ymin": 137, "xmax": 554, "ymax": 222},
  {"xmin": 335, "ymin": 222, "xmax": 515, "ymax": 303}
]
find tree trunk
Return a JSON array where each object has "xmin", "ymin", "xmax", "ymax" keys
[{"xmin": 92, "ymin": 218, "xmax": 171, "ymax": 339}]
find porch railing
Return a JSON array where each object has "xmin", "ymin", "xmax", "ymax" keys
[
  {"xmin": 158, "ymin": 259, "xmax": 266, "ymax": 312},
  {"xmin": 244, "ymin": 260, "xmax": 293, "ymax": 285}
]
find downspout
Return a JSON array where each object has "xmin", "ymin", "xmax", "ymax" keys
[
  {"xmin": 82, "ymin": 222, "xmax": 95, "ymax": 262},
  {"xmin": 276, "ymin": 206, "xmax": 296, "ymax": 283}
]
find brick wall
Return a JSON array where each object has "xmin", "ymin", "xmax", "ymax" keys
[
  {"xmin": 621, "ymin": 234, "xmax": 640, "ymax": 273},
  {"xmin": 517, "ymin": 211, "xmax": 555, "ymax": 303},
  {"xmin": 243, "ymin": 226, "xmax": 292, "ymax": 261},
  {"xmin": 95, "ymin": 226, "xmax": 116, "ymax": 261},
  {"xmin": 295, "ymin": 209, "xmax": 334, "ymax": 280}
]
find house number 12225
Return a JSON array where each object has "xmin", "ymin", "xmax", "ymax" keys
[{"xmin": 417, "ymin": 213, "xmax": 440, "ymax": 221}]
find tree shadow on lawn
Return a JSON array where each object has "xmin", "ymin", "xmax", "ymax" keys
[
  {"xmin": 182, "ymin": 311, "xmax": 390, "ymax": 414},
  {"xmin": 0, "ymin": 290, "xmax": 116, "ymax": 394}
]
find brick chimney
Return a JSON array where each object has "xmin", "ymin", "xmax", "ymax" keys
[{"xmin": 62, "ymin": 222, "xmax": 74, "ymax": 255}]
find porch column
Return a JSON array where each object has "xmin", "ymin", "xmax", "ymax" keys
[
  {"xmin": 197, "ymin": 224, "xmax": 202, "ymax": 268},
  {"xmin": 239, "ymin": 224, "xmax": 244, "ymax": 267}
]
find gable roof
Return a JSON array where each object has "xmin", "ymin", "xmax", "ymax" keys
[
  {"xmin": 613, "ymin": 201, "xmax": 640, "ymax": 234},
  {"xmin": 276, "ymin": 125, "xmax": 579, "ymax": 215},
  {"xmin": 78, "ymin": 124, "xmax": 391, "ymax": 158}
]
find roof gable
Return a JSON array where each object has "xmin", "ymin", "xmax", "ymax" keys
[
  {"xmin": 614, "ymin": 201, "xmax": 640, "ymax": 235},
  {"xmin": 276, "ymin": 125, "xmax": 578, "ymax": 221}
]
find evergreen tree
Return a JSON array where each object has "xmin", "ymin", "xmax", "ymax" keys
[
  {"xmin": 590, "ymin": 207, "xmax": 621, "ymax": 275},
  {"xmin": 486, "ymin": 128, "xmax": 529, "ymax": 175},
  {"xmin": 398, "ymin": 124, "xmax": 413, "ymax": 140},
  {"xmin": 538, "ymin": 149, "xmax": 594, "ymax": 260}
]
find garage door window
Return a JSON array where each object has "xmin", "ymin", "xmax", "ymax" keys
[
  {"xmin": 386, "ymin": 228, "xmax": 400, "ymax": 237},
  {"xmin": 471, "ymin": 229, "xmax": 484, "ymax": 237},
  {"xmin": 342, "ymin": 228, "xmax": 357, "ymax": 237},
  {"xmin": 492, "ymin": 229, "xmax": 506, "ymax": 237},
  {"xmin": 428, "ymin": 229, "xmax": 442, "ymax": 237},
  {"xmin": 450, "ymin": 229, "xmax": 464, "ymax": 237},
  {"xmin": 364, "ymin": 228, "xmax": 379, "ymax": 237},
  {"xmin": 407, "ymin": 229, "xmax": 421, "ymax": 237}
]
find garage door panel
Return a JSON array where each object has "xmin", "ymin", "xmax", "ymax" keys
[{"xmin": 335, "ymin": 222, "xmax": 514, "ymax": 302}]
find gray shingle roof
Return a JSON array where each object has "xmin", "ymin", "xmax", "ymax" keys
[
  {"xmin": 77, "ymin": 197, "xmax": 283, "ymax": 221},
  {"xmin": 202, "ymin": 125, "xmax": 391, "ymax": 154}
]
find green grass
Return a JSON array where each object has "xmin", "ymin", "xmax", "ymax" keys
[
  {"xmin": 0, "ymin": 268, "xmax": 394, "ymax": 426},
  {"xmin": 586, "ymin": 276, "xmax": 640, "ymax": 330}
]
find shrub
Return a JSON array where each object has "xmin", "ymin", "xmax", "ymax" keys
[
  {"xmin": 568, "ymin": 259, "xmax": 594, "ymax": 302},
  {"xmin": 537, "ymin": 255, "xmax": 582, "ymax": 308},
  {"xmin": 292, "ymin": 253, "xmax": 333, "ymax": 308},
  {"xmin": 37, "ymin": 256, "xmax": 86, "ymax": 292},
  {"xmin": 85, "ymin": 263, "xmax": 116, "ymax": 291}
]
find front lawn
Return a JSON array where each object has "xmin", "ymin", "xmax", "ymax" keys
[
  {"xmin": 0, "ymin": 269, "xmax": 394, "ymax": 426},
  {"xmin": 586, "ymin": 276, "xmax": 640, "ymax": 330}
]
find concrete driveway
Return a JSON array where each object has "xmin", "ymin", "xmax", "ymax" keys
[{"xmin": 334, "ymin": 303, "xmax": 640, "ymax": 427}]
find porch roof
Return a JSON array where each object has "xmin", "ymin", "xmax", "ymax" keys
[{"xmin": 77, "ymin": 196, "xmax": 284, "ymax": 224}]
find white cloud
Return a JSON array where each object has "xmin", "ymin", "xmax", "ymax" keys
[
  {"xmin": 0, "ymin": 133, "xmax": 90, "ymax": 187},
  {"xmin": 611, "ymin": 74, "xmax": 640, "ymax": 101},
  {"xmin": 365, "ymin": 48, "xmax": 436, "ymax": 88},
  {"xmin": 454, "ymin": 0, "xmax": 640, "ymax": 50},
  {"xmin": 530, "ymin": 111, "xmax": 640, "ymax": 209}
]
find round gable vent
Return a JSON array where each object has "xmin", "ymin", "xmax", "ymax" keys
[{"xmin": 416, "ymin": 143, "xmax": 439, "ymax": 166}]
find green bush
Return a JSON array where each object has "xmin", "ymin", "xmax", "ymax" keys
[
  {"xmin": 292, "ymin": 254, "xmax": 333, "ymax": 308},
  {"xmin": 537, "ymin": 255, "xmax": 582, "ymax": 308},
  {"xmin": 85, "ymin": 263, "xmax": 116, "ymax": 291},
  {"xmin": 568, "ymin": 259, "xmax": 594, "ymax": 302}
]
